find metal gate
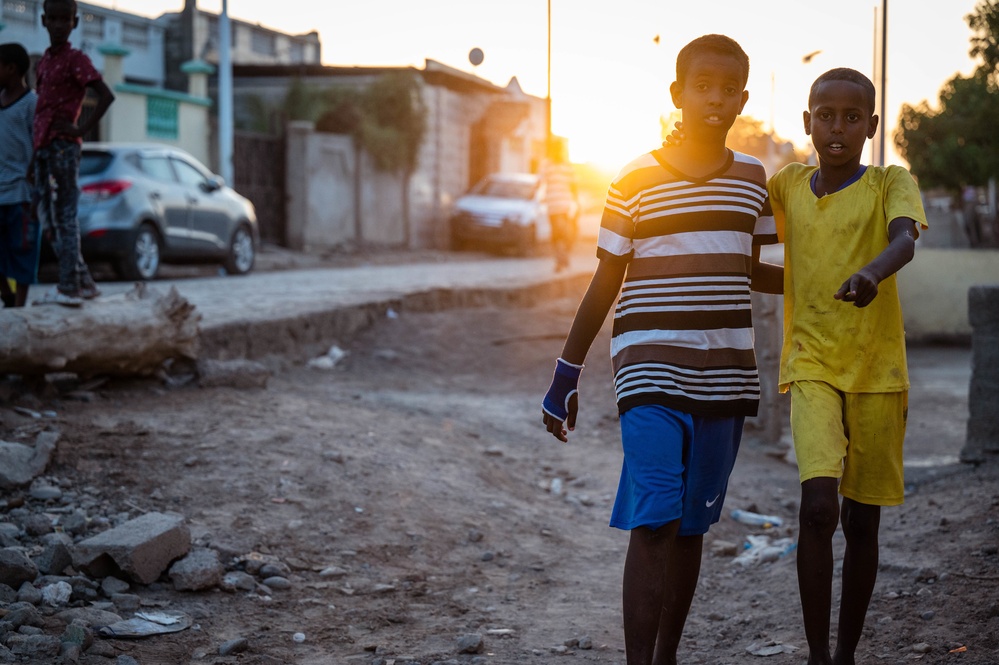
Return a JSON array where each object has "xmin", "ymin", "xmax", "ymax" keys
[{"xmin": 234, "ymin": 131, "xmax": 286, "ymax": 246}]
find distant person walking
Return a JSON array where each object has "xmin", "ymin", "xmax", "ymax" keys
[
  {"xmin": 544, "ymin": 140, "xmax": 578, "ymax": 272},
  {"xmin": 0, "ymin": 43, "xmax": 39, "ymax": 308},
  {"xmin": 32, "ymin": 0, "xmax": 114, "ymax": 307}
]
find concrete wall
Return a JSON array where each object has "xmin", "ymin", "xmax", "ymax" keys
[
  {"xmin": 285, "ymin": 122, "xmax": 406, "ymax": 251},
  {"xmin": 898, "ymin": 247, "xmax": 999, "ymax": 341}
]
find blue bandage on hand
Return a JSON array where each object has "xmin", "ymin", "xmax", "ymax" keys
[{"xmin": 542, "ymin": 358, "xmax": 584, "ymax": 422}]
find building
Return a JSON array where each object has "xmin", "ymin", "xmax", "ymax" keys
[
  {"xmin": 158, "ymin": 0, "xmax": 321, "ymax": 93},
  {"xmin": 0, "ymin": 0, "xmax": 165, "ymax": 87},
  {"xmin": 232, "ymin": 59, "xmax": 550, "ymax": 250}
]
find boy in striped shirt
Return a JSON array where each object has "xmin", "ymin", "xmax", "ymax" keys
[{"xmin": 542, "ymin": 34, "xmax": 782, "ymax": 664}]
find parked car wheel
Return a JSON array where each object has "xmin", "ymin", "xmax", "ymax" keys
[
  {"xmin": 223, "ymin": 224, "xmax": 255, "ymax": 275},
  {"xmin": 116, "ymin": 223, "xmax": 161, "ymax": 281}
]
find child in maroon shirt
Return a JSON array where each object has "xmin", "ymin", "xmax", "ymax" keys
[{"xmin": 32, "ymin": 0, "xmax": 113, "ymax": 306}]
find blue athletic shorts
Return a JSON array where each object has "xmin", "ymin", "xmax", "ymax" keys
[
  {"xmin": 0, "ymin": 202, "xmax": 41, "ymax": 285},
  {"xmin": 610, "ymin": 404, "xmax": 744, "ymax": 536}
]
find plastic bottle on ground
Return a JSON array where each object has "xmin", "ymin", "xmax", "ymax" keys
[{"xmin": 730, "ymin": 509, "xmax": 783, "ymax": 528}]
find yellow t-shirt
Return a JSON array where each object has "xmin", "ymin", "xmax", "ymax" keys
[{"xmin": 768, "ymin": 163, "xmax": 928, "ymax": 393}]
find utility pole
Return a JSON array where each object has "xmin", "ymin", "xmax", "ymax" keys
[
  {"xmin": 546, "ymin": 0, "xmax": 552, "ymax": 148},
  {"xmin": 878, "ymin": 0, "xmax": 887, "ymax": 165},
  {"xmin": 219, "ymin": 0, "xmax": 234, "ymax": 185}
]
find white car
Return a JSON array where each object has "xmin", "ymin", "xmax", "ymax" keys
[{"xmin": 449, "ymin": 173, "xmax": 552, "ymax": 255}]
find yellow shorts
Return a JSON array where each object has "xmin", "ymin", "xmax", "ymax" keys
[{"xmin": 789, "ymin": 381, "xmax": 907, "ymax": 506}]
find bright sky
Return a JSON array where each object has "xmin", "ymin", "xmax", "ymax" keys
[{"xmin": 92, "ymin": 0, "xmax": 982, "ymax": 171}]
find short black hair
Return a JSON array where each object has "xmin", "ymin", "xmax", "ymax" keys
[
  {"xmin": 808, "ymin": 68, "xmax": 877, "ymax": 115},
  {"xmin": 0, "ymin": 43, "xmax": 30, "ymax": 78},
  {"xmin": 42, "ymin": 0, "xmax": 77, "ymax": 13},
  {"xmin": 676, "ymin": 34, "xmax": 750, "ymax": 88}
]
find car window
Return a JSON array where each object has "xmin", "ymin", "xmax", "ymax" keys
[
  {"xmin": 138, "ymin": 156, "xmax": 177, "ymax": 183},
  {"xmin": 172, "ymin": 158, "xmax": 209, "ymax": 188},
  {"xmin": 473, "ymin": 178, "xmax": 536, "ymax": 200},
  {"xmin": 80, "ymin": 152, "xmax": 114, "ymax": 176}
]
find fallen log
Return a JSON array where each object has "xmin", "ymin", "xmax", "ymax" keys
[{"xmin": 0, "ymin": 284, "xmax": 200, "ymax": 377}]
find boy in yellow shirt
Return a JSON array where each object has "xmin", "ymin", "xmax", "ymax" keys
[{"xmin": 768, "ymin": 68, "xmax": 927, "ymax": 665}]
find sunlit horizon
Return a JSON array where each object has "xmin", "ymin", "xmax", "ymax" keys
[{"xmin": 86, "ymin": 0, "xmax": 981, "ymax": 172}]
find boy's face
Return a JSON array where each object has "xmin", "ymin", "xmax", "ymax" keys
[
  {"xmin": 669, "ymin": 53, "xmax": 748, "ymax": 142},
  {"xmin": 42, "ymin": 2, "xmax": 78, "ymax": 46},
  {"xmin": 804, "ymin": 80, "xmax": 878, "ymax": 168}
]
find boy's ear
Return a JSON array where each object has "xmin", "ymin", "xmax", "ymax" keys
[
  {"xmin": 669, "ymin": 80, "xmax": 683, "ymax": 109},
  {"xmin": 867, "ymin": 114, "xmax": 879, "ymax": 139},
  {"xmin": 738, "ymin": 89, "xmax": 749, "ymax": 114},
  {"xmin": 802, "ymin": 110, "xmax": 812, "ymax": 136}
]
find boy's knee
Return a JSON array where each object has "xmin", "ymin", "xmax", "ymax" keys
[{"xmin": 799, "ymin": 478, "xmax": 840, "ymax": 534}]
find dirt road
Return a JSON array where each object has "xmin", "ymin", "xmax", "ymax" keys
[{"xmin": 2, "ymin": 284, "xmax": 997, "ymax": 664}]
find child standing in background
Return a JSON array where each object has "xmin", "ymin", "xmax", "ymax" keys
[
  {"xmin": 32, "ymin": 0, "xmax": 114, "ymax": 306},
  {"xmin": 0, "ymin": 43, "xmax": 39, "ymax": 308}
]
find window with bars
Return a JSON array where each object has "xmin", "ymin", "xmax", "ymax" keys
[
  {"xmin": 122, "ymin": 22, "xmax": 149, "ymax": 48},
  {"xmin": 80, "ymin": 12, "xmax": 104, "ymax": 39},
  {"xmin": 146, "ymin": 96, "xmax": 179, "ymax": 140},
  {"xmin": 250, "ymin": 29, "xmax": 276, "ymax": 56},
  {"xmin": 2, "ymin": 0, "xmax": 38, "ymax": 25}
]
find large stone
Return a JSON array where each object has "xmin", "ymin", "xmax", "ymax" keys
[
  {"xmin": 33, "ymin": 541, "xmax": 73, "ymax": 576},
  {"xmin": 0, "ymin": 432, "xmax": 58, "ymax": 490},
  {"xmin": 0, "ymin": 548, "xmax": 38, "ymax": 589},
  {"xmin": 73, "ymin": 512, "xmax": 190, "ymax": 585}
]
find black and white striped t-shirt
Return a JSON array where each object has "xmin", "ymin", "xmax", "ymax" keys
[{"xmin": 598, "ymin": 148, "xmax": 777, "ymax": 417}]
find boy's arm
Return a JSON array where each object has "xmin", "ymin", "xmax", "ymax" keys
[
  {"xmin": 58, "ymin": 80, "xmax": 115, "ymax": 139},
  {"xmin": 834, "ymin": 217, "xmax": 917, "ymax": 308},
  {"xmin": 542, "ymin": 258, "xmax": 627, "ymax": 442},
  {"xmin": 750, "ymin": 244, "xmax": 783, "ymax": 294}
]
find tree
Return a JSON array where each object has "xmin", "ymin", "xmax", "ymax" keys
[
  {"xmin": 894, "ymin": 0, "xmax": 999, "ymax": 191},
  {"xmin": 895, "ymin": 70, "xmax": 999, "ymax": 191}
]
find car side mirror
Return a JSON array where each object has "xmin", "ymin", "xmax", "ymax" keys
[{"xmin": 202, "ymin": 175, "xmax": 224, "ymax": 192}]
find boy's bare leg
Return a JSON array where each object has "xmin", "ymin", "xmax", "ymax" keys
[
  {"xmin": 0, "ymin": 278, "xmax": 14, "ymax": 308},
  {"xmin": 797, "ymin": 477, "xmax": 840, "ymax": 665},
  {"xmin": 652, "ymin": 534, "xmax": 703, "ymax": 665},
  {"xmin": 14, "ymin": 282, "xmax": 29, "ymax": 308},
  {"xmin": 832, "ymin": 498, "xmax": 881, "ymax": 665},
  {"xmin": 623, "ymin": 521, "xmax": 680, "ymax": 665}
]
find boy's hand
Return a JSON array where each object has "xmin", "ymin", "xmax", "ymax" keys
[
  {"xmin": 834, "ymin": 270, "xmax": 879, "ymax": 307},
  {"xmin": 541, "ymin": 358, "xmax": 583, "ymax": 443},
  {"xmin": 661, "ymin": 121, "xmax": 685, "ymax": 148}
]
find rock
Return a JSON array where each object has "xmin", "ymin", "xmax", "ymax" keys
[
  {"xmin": 20, "ymin": 514, "xmax": 52, "ymax": 537},
  {"xmin": 33, "ymin": 541, "xmax": 73, "ymax": 575},
  {"xmin": 258, "ymin": 562, "xmax": 291, "ymax": 578},
  {"xmin": 73, "ymin": 511, "xmax": 191, "ymax": 584},
  {"xmin": 262, "ymin": 576, "xmax": 291, "ymax": 590},
  {"xmin": 0, "ymin": 584, "xmax": 16, "ymax": 603},
  {"xmin": 116, "ymin": 656, "xmax": 140, "ymax": 665},
  {"xmin": 4, "ymin": 603, "xmax": 42, "ymax": 628},
  {"xmin": 198, "ymin": 359, "xmax": 271, "ymax": 389},
  {"xmin": 0, "ymin": 432, "xmax": 59, "ymax": 490},
  {"xmin": 55, "ymin": 607, "xmax": 123, "ymax": 628},
  {"xmin": 456, "ymin": 633, "xmax": 484, "ymax": 654},
  {"xmin": 101, "ymin": 577, "xmax": 130, "ymax": 597},
  {"xmin": 218, "ymin": 637, "xmax": 249, "ymax": 656},
  {"xmin": 28, "ymin": 485, "xmax": 62, "ymax": 501},
  {"xmin": 0, "ymin": 548, "xmax": 38, "ymax": 588},
  {"xmin": 59, "ymin": 511, "xmax": 88, "ymax": 536},
  {"xmin": 110, "ymin": 593, "xmax": 141, "ymax": 612},
  {"xmin": 220, "ymin": 571, "xmax": 257, "ymax": 592},
  {"xmin": 6, "ymin": 634, "xmax": 60, "ymax": 659},
  {"xmin": 318, "ymin": 566, "xmax": 347, "ymax": 578},
  {"xmin": 169, "ymin": 548, "xmax": 224, "ymax": 591},
  {"xmin": 911, "ymin": 642, "xmax": 933, "ymax": 653},
  {"xmin": 15, "ymin": 582, "xmax": 40, "ymax": 605}
]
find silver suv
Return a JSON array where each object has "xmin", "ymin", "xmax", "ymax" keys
[{"xmin": 76, "ymin": 143, "xmax": 259, "ymax": 280}]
